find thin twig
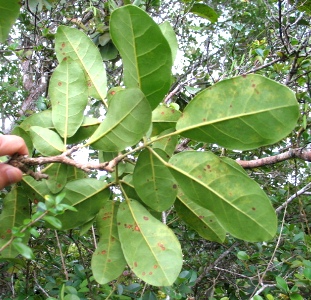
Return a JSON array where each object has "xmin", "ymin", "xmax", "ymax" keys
[
  {"xmin": 236, "ymin": 148, "xmax": 311, "ymax": 169},
  {"xmin": 54, "ymin": 230, "xmax": 68, "ymax": 281}
]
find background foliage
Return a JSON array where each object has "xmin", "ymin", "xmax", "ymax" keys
[{"xmin": 1, "ymin": 0, "xmax": 311, "ymax": 299}]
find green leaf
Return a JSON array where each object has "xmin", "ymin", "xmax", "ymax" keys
[
  {"xmin": 55, "ymin": 179, "xmax": 110, "ymax": 230},
  {"xmin": 117, "ymin": 200, "xmax": 183, "ymax": 286},
  {"xmin": 175, "ymin": 192, "xmax": 226, "ymax": 243},
  {"xmin": 49, "ymin": 58, "xmax": 88, "ymax": 139},
  {"xmin": 92, "ymin": 201, "xmax": 127, "ymax": 284},
  {"xmin": 88, "ymin": 88, "xmax": 151, "ymax": 151},
  {"xmin": 133, "ymin": 148, "xmax": 177, "ymax": 212},
  {"xmin": 110, "ymin": 5, "xmax": 172, "ymax": 110},
  {"xmin": 0, "ymin": 0, "xmax": 20, "ymax": 42},
  {"xmin": 20, "ymin": 110, "xmax": 53, "ymax": 131},
  {"xmin": 66, "ymin": 165, "xmax": 86, "ymax": 182},
  {"xmin": 237, "ymin": 251, "xmax": 250, "ymax": 260},
  {"xmin": 11, "ymin": 126, "xmax": 34, "ymax": 155},
  {"xmin": 30, "ymin": 126, "xmax": 65, "ymax": 156},
  {"xmin": 0, "ymin": 187, "xmax": 30, "ymax": 258},
  {"xmin": 152, "ymin": 128, "xmax": 178, "ymax": 157},
  {"xmin": 189, "ymin": 4, "xmax": 219, "ymax": 23},
  {"xmin": 276, "ymin": 276, "xmax": 289, "ymax": 293},
  {"xmin": 55, "ymin": 25, "xmax": 107, "ymax": 101},
  {"xmin": 66, "ymin": 116, "xmax": 100, "ymax": 144},
  {"xmin": 22, "ymin": 176, "xmax": 51, "ymax": 202},
  {"xmin": 152, "ymin": 105, "xmax": 181, "ymax": 136},
  {"xmin": 45, "ymin": 163, "xmax": 68, "ymax": 194},
  {"xmin": 168, "ymin": 151, "xmax": 277, "ymax": 242},
  {"xmin": 159, "ymin": 21, "xmax": 178, "ymax": 63},
  {"xmin": 99, "ymin": 42, "xmax": 118, "ymax": 61},
  {"xmin": 43, "ymin": 216, "xmax": 62, "ymax": 229},
  {"xmin": 12, "ymin": 240, "xmax": 34, "ymax": 259},
  {"xmin": 176, "ymin": 74, "xmax": 299, "ymax": 150}
]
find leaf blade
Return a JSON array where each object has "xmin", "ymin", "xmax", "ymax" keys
[
  {"xmin": 168, "ymin": 151, "xmax": 277, "ymax": 242},
  {"xmin": 133, "ymin": 148, "xmax": 178, "ymax": 212},
  {"xmin": 92, "ymin": 201, "xmax": 127, "ymax": 284},
  {"xmin": 49, "ymin": 58, "xmax": 88, "ymax": 138},
  {"xmin": 88, "ymin": 88, "xmax": 151, "ymax": 151},
  {"xmin": 118, "ymin": 200, "xmax": 183, "ymax": 286},
  {"xmin": 55, "ymin": 26, "xmax": 107, "ymax": 100},
  {"xmin": 176, "ymin": 74, "xmax": 299, "ymax": 150},
  {"xmin": 110, "ymin": 5, "xmax": 172, "ymax": 109}
]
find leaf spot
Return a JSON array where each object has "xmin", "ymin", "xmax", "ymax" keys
[
  {"xmin": 143, "ymin": 216, "xmax": 149, "ymax": 221},
  {"xmin": 134, "ymin": 262, "xmax": 138, "ymax": 267},
  {"xmin": 101, "ymin": 250, "xmax": 107, "ymax": 255},
  {"xmin": 252, "ymin": 207, "xmax": 256, "ymax": 210},
  {"xmin": 199, "ymin": 216, "xmax": 204, "ymax": 219},
  {"xmin": 6, "ymin": 229, "xmax": 11, "ymax": 234},
  {"xmin": 58, "ymin": 82, "xmax": 62, "ymax": 86},
  {"xmin": 61, "ymin": 42, "xmax": 66, "ymax": 48},
  {"xmin": 142, "ymin": 272, "xmax": 146, "ymax": 276},
  {"xmin": 161, "ymin": 111, "xmax": 165, "ymax": 115},
  {"xmin": 134, "ymin": 225, "xmax": 140, "ymax": 231},
  {"xmin": 173, "ymin": 184, "xmax": 177, "ymax": 189},
  {"xmin": 153, "ymin": 265, "xmax": 158, "ymax": 269},
  {"xmin": 108, "ymin": 259, "xmax": 112, "ymax": 262},
  {"xmin": 157, "ymin": 242, "xmax": 166, "ymax": 251},
  {"xmin": 149, "ymin": 272, "xmax": 153, "ymax": 275}
]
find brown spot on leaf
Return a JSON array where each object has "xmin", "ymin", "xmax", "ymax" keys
[
  {"xmin": 110, "ymin": 91, "xmax": 116, "ymax": 95},
  {"xmin": 134, "ymin": 262, "xmax": 138, "ymax": 267},
  {"xmin": 161, "ymin": 111, "xmax": 165, "ymax": 115},
  {"xmin": 142, "ymin": 272, "xmax": 146, "ymax": 276},
  {"xmin": 61, "ymin": 42, "xmax": 66, "ymax": 48},
  {"xmin": 108, "ymin": 259, "xmax": 112, "ymax": 262},
  {"xmin": 58, "ymin": 82, "xmax": 62, "ymax": 86},
  {"xmin": 157, "ymin": 242, "xmax": 166, "ymax": 251},
  {"xmin": 203, "ymin": 118, "xmax": 207, "ymax": 122},
  {"xmin": 252, "ymin": 84, "xmax": 256, "ymax": 88},
  {"xmin": 101, "ymin": 250, "xmax": 107, "ymax": 255},
  {"xmin": 199, "ymin": 216, "xmax": 204, "ymax": 219},
  {"xmin": 153, "ymin": 265, "xmax": 158, "ymax": 269},
  {"xmin": 134, "ymin": 225, "xmax": 140, "ymax": 231},
  {"xmin": 252, "ymin": 207, "xmax": 256, "ymax": 210},
  {"xmin": 149, "ymin": 272, "xmax": 153, "ymax": 275},
  {"xmin": 242, "ymin": 74, "xmax": 247, "ymax": 78},
  {"xmin": 33, "ymin": 199, "xmax": 39, "ymax": 204},
  {"xmin": 6, "ymin": 229, "xmax": 11, "ymax": 234},
  {"xmin": 143, "ymin": 216, "xmax": 149, "ymax": 221},
  {"xmin": 173, "ymin": 184, "xmax": 177, "ymax": 189}
]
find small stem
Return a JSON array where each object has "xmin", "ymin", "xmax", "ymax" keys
[{"xmin": 55, "ymin": 230, "xmax": 69, "ymax": 281}]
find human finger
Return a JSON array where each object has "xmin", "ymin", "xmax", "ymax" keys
[
  {"xmin": 0, "ymin": 164, "xmax": 23, "ymax": 189},
  {"xmin": 0, "ymin": 135, "xmax": 28, "ymax": 157}
]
